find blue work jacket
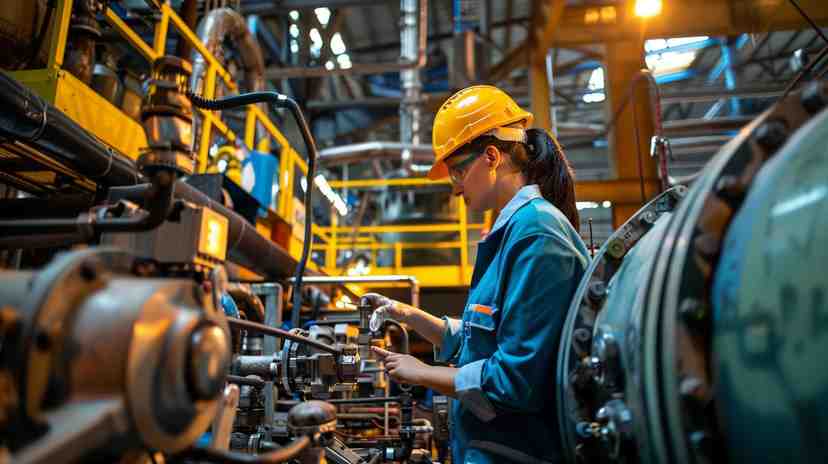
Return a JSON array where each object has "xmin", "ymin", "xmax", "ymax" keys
[{"xmin": 436, "ymin": 185, "xmax": 589, "ymax": 463}]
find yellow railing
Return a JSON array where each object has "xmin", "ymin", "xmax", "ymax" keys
[
  {"xmin": 17, "ymin": 0, "xmax": 318, "ymax": 262},
  {"xmin": 311, "ymin": 177, "xmax": 493, "ymax": 287},
  {"xmin": 17, "ymin": 0, "xmax": 487, "ymax": 286}
]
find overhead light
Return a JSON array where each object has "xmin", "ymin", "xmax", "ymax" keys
[
  {"xmin": 330, "ymin": 33, "xmax": 347, "ymax": 55},
  {"xmin": 337, "ymin": 53, "xmax": 352, "ymax": 69},
  {"xmin": 314, "ymin": 174, "xmax": 348, "ymax": 216},
  {"xmin": 602, "ymin": 201, "xmax": 612, "ymax": 208},
  {"xmin": 289, "ymin": 24, "xmax": 299, "ymax": 38},
  {"xmin": 634, "ymin": 0, "xmax": 662, "ymax": 18},
  {"xmin": 289, "ymin": 10, "xmax": 300, "ymax": 21},
  {"xmin": 325, "ymin": 60, "xmax": 335, "ymax": 70},
  {"xmin": 314, "ymin": 7, "xmax": 331, "ymax": 26}
]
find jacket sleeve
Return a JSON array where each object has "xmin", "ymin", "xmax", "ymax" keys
[
  {"xmin": 454, "ymin": 233, "xmax": 586, "ymax": 420},
  {"xmin": 434, "ymin": 316, "xmax": 463, "ymax": 364}
]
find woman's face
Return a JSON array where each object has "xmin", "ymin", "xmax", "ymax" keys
[{"xmin": 447, "ymin": 145, "xmax": 500, "ymax": 212}]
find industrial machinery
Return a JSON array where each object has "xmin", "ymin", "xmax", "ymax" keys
[
  {"xmin": 556, "ymin": 80, "xmax": 828, "ymax": 463},
  {"xmin": 1, "ymin": 0, "xmax": 827, "ymax": 462}
]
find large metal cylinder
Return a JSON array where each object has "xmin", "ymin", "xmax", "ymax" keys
[
  {"xmin": 0, "ymin": 248, "xmax": 230, "ymax": 462},
  {"xmin": 556, "ymin": 80, "xmax": 828, "ymax": 463}
]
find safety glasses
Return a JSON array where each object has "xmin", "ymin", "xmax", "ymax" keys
[{"xmin": 445, "ymin": 149, "xmax": 483, "ymax": 185}]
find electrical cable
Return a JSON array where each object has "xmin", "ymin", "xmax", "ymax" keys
[
  {"xmin": 227, "ymin": 317, "xmax": 341, "ymax": 354},
  {"xmin": 786, "ymin": 0, "xmax": 828, "ymax": 45},
  {"xmin": 187, "ymin": 91, "xmax": 318, "ymax": 331},
  {"xmin": 186, "ymin": 435, "xmax": 311, "ymax": 464}
]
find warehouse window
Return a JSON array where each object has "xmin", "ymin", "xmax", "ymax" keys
[
  {"xmin": 645, "ymin": 36, "xmax": 709, "ymax": 76},
  {"xmin": 583, "ymin": 67, "xmax": 605, "ymax": 103}
]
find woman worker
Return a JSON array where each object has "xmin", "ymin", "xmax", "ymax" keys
[{"xmin": 364, "ymin": 85, "xmax": 590, "ymax": 463}]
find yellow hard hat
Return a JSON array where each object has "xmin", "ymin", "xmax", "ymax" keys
[{"xmin": 429, "ymin": 85, "xmax": 533, "ymax": 180}]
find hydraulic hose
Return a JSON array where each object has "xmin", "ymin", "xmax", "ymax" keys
[
  {"xmin": 186, "ymin": 435, "xmax": 311, "ymax": 464},
  {"xmin": 227, "ymin": 317, "xmax": 340, "ymax": 355},
  {"xmin": 187, "ymin": 91, "xmax": 318, "ymax": 331}
]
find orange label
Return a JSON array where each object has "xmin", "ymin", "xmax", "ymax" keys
[{"xmin": 471, "ymin": 304, "xmax": 493, "ymax": 316}]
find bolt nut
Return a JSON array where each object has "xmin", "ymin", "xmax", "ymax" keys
[
  {"xmin": 801, "ymin": 81, "xmax": 826, "ymax": 115},
  {"xmin": 587, "ymin": 281, "xmax": 608, "ymax": 306},
  {"xmin": 639, "ymin": 211, "xmax": 658, "ymax": 227},
  {"xmin": 679, "ymin": 298, "xmax": 707, "ymax": 323},
  {"xmin": 753, "ymin": 118, "xmax": 789, "ymax": 153},
  {"xmin": 606, "ymin": 239, "xmax": 625, "ymax": 259}
]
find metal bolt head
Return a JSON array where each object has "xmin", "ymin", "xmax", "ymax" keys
[
  {"xmin": 188, "ymin": 324, "xmax": 230, "ymax": 400},
  {"xmin": 801, "ymin": 81, "xmax": 826, "ymax": 115},
  {"xmin": 641, "ymin": 210, "xmax": 658, "ymax": 226},
  {"xmin": 679, "ymin": 298, "xmax": 707, "ymax": 323},
  {"xmin": 606, "ymin": 239, "xmax": 625, "ymax": 259},
  {"xmin": 587, "ymin": 281, "xmax": 608, "ymax": 306},
  {"xmin": 753, "ymin": 118, "xmax": 789, "ymax": 153}
]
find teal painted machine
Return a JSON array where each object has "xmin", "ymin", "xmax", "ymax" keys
[{"xmin": 556, "ymin": 79, "xmax": 828, "ymax": 464}]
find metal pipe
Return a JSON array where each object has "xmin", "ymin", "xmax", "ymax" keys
[
  {"xmin": 0, "ymin": 233, "xmax": 86, "ymax": 250},
  {"xmin": 227, "ymin": 375, "xmax": 266, "ymax": 388},
  {"xmin": 227, "ymin": 317, "xmax": 341, "ymax": 355},
  {"xmin": 0, "ymin": 195, "xmax": 92, "ymax": 218},
  {"xmin": 326, "ymin": 397, "xmax": 400, "ymax": 405},
  {"xmin": 400, "ymin": 0, "xmax": 424, "ymax": 173},
  {"xmin": 188, "ymin": 435, "xmax": 311, "ymax": 464},
  {"xmin": 108, "ymin": 180, "xmax": 299, "ymax": 279},
  {"xmin": 190, "ymin": 7, "xmax": 268, "ymax": 152},
  {"xmin": 317, "ymin": 142, "xmax": 434, "ymax": 166},
  {"xmin": 288, "ymin": 275, "xmax": 420, "ymax": 308},
  {"xmin": 0, "ymin": 71, "xmax": 141, "ymax": 187},
  {"xmin": 263, "ymin": 0, "xmax": 427, "ymax": 79},
  {"xmin": 0, "ymin": 170, "xmax": 175, "ymax": 238}
]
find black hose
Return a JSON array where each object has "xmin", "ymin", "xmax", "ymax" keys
[
  {"xmin": 228, "ymin": 317, "xmax": 340, "ymax": 355},
  {"xmin": 186, "ymin": 435, "xmax": 311, "ymax": 464},
  {"xmin": 187, "ymin": 91, "xmax": 317, "ymax": 331},
  {"xmin": 384, "ymin": 319, "xmax": 409, "ymax": 355}
]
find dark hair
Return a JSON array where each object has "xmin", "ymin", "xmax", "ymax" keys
[{"xmin": 467, "ymin": 129, "xmax": 579, "ymax": 229}]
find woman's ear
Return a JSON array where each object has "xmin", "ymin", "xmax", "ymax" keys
[{"xmin": 484, "ymin": 145, "xmax": 501, "ymax": 170}]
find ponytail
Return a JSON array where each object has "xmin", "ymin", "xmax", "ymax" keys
[
  {"xmin": 523, "ymin": 129, "xmax": 579, "ymax": 229},
  {"xmin": 465, "ymin": 129, "xmax": 579, "ymax": 230}
]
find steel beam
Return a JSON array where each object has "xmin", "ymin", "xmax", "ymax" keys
[
  {"xmin": 529, "ymin": 0, "xmax": 566, "ymax": 132},
  {"xmin": 605, "ymin": 39, "xmax": 659, "ymax": 228},
  {"xmin": 540, "ymin": 0, "xmax": 828, "ymax": 47}
]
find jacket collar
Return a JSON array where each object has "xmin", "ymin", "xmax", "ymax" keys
[{"xmin": 485, "ymin": 184, "xmax": 542, "ymax": 241}]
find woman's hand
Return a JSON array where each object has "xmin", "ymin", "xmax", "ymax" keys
[
  {"xmin": 371, "ymin": 346, "xmax": 428, "ymax": 385},
  {"xmin": 360, "ymin": 293, "xmax": 409, "ymax": 325}
]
